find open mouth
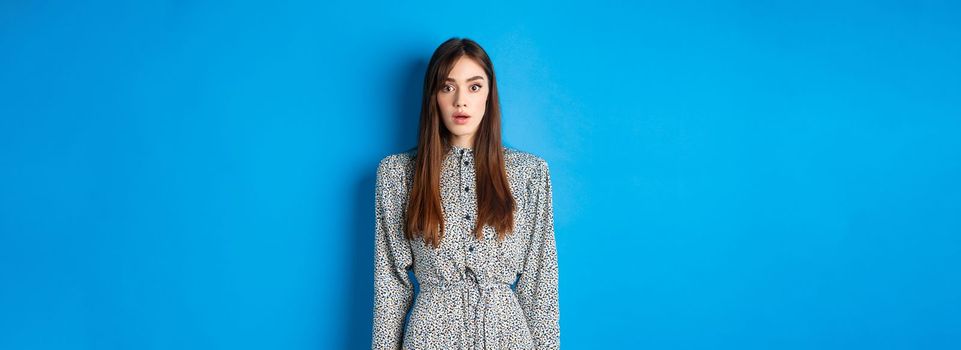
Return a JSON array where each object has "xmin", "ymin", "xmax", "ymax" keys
[{"xmin": 453, "ymin": 112, "xmax": 470, "ymax": 124}]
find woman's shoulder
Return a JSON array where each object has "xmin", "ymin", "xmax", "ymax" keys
[
  {"xmin": 376, "ymin": 147, "xmax": 417, "ymax": 179},
  {"xmin": 376, "ymin": 145, "xmax": 548, "ymax": 174},
  {"xmin": 504, "ymin": 145, "xmax": 549, "ymax": 171},
  {"xmin": 503, "ymin": 146, "xmax": 551, "ymax": 190},
  {"xmin": 379, "ymin": 146, "xmax": 417, "ymax": 164}
]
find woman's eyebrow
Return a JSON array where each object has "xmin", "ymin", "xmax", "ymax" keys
[{"xmin": 445, "ymin": 76, "xmax": 486, "ymax": 83}]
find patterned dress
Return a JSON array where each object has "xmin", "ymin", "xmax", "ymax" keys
[{"xmin": 371, "ymin": 144, "xmax": 559, "ymax": 350}]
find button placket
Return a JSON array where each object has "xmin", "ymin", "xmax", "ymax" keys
[
  {"xmin": 459, "ymin": 147, "xmax": 478, "ymax": 269},
  {"xmin": 462, "ymin": 149, "xmax": 470, "ymax": 194},
  {"xmin": 460, "ymin": 148, "xmax": 473, "ymax": 219}
]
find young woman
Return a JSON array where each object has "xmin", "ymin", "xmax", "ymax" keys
[{"xmin": 371, "ymin": 37, "xmax": 559, "ymax": 350}]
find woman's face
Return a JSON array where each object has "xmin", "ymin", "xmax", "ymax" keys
[{"xmin": 436, "ymin": 55, "xmax": 488, "ymax": 147}]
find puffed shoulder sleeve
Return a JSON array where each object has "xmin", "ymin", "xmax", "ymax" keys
[
  {"xmin": 515, "ymin": 159, "xmax": 560, "ymax": 349},
  {"xmin": 371, "ymin": 155, "xmax": 414, "ymax": 350}
]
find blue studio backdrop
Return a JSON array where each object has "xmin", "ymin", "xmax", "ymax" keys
[{"xmin": 2, "ymin": 1, "xmax": 960, "ymax": 349}]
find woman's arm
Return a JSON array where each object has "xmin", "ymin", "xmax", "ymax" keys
[
  {"xmin": 371, "ymin": 156, "xmax": 414, "ymax": 350},
  {"xmin": 515, "ymin": 159, "xmax": 560, "ymax": 349}
]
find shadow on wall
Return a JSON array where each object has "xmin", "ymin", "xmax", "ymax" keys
[{"xmin": 341, "ymin": 54, "xmax": 428, "ymax": 348}]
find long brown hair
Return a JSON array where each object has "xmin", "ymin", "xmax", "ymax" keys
[{"xmin": 405, "ymin": 37, "xmax": 516, "ymax": 249}]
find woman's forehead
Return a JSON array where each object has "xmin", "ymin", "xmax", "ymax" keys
[{"xmin": 446, "ymin": 56, "xmax": 486, "ymax": 80}]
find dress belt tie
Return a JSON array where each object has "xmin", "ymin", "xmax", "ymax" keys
[{"xmin": 420, "ymin": 268, "xmax": 512, "ymax": 350}]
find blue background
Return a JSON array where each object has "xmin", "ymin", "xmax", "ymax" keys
[{"xmin": 2, "ymin": 1, "xmax": 960, "ymax": 349}]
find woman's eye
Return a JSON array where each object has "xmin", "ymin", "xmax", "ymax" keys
[
  {"xmin": 471, "ymin": 84, "xmax": 482, "ymax": 91},
  {"xmin": 443, "ymin": 85, "xmax": 454, "ymax": 92}
]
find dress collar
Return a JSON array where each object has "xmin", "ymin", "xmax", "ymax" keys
[{"xmin": 449, "ymin": 144, "xmax": 474, "ymax": 155}]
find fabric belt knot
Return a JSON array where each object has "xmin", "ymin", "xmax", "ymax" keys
[{"xmin": 421, "ymin": 268, "xmax": 512, "ymax": 350}]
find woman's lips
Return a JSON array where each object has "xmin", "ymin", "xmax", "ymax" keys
[{"xmin": 453, "ymin": 114, "xmax": 470, "ymax": 125}]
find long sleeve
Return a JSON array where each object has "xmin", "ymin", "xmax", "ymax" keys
[
  {"xmin": 371, "ymin": 156, "xmax": 414, "ymax": 350},
  {"xmin": 515, "ymin": 159, "xmax": 560, "ymax": 349}
]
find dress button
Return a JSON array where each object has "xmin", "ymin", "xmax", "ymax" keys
[
  {"xmin": 463, "ymin": 160, "xmax": 469, "ymax": 165},
  {"xmin": 464, "ymin": 186, "xmax": 469, "ymax": 192},
  {"xmin": 468, "ymin": 246, "xmax": 474, "ymax": 252},
  {"xmin": 460, "ymin": 149, "xmax": 465, "ymax": 155},
  {"xmin": 465, "ymin": 214, "xmax": 471, "ymax": 220}
]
